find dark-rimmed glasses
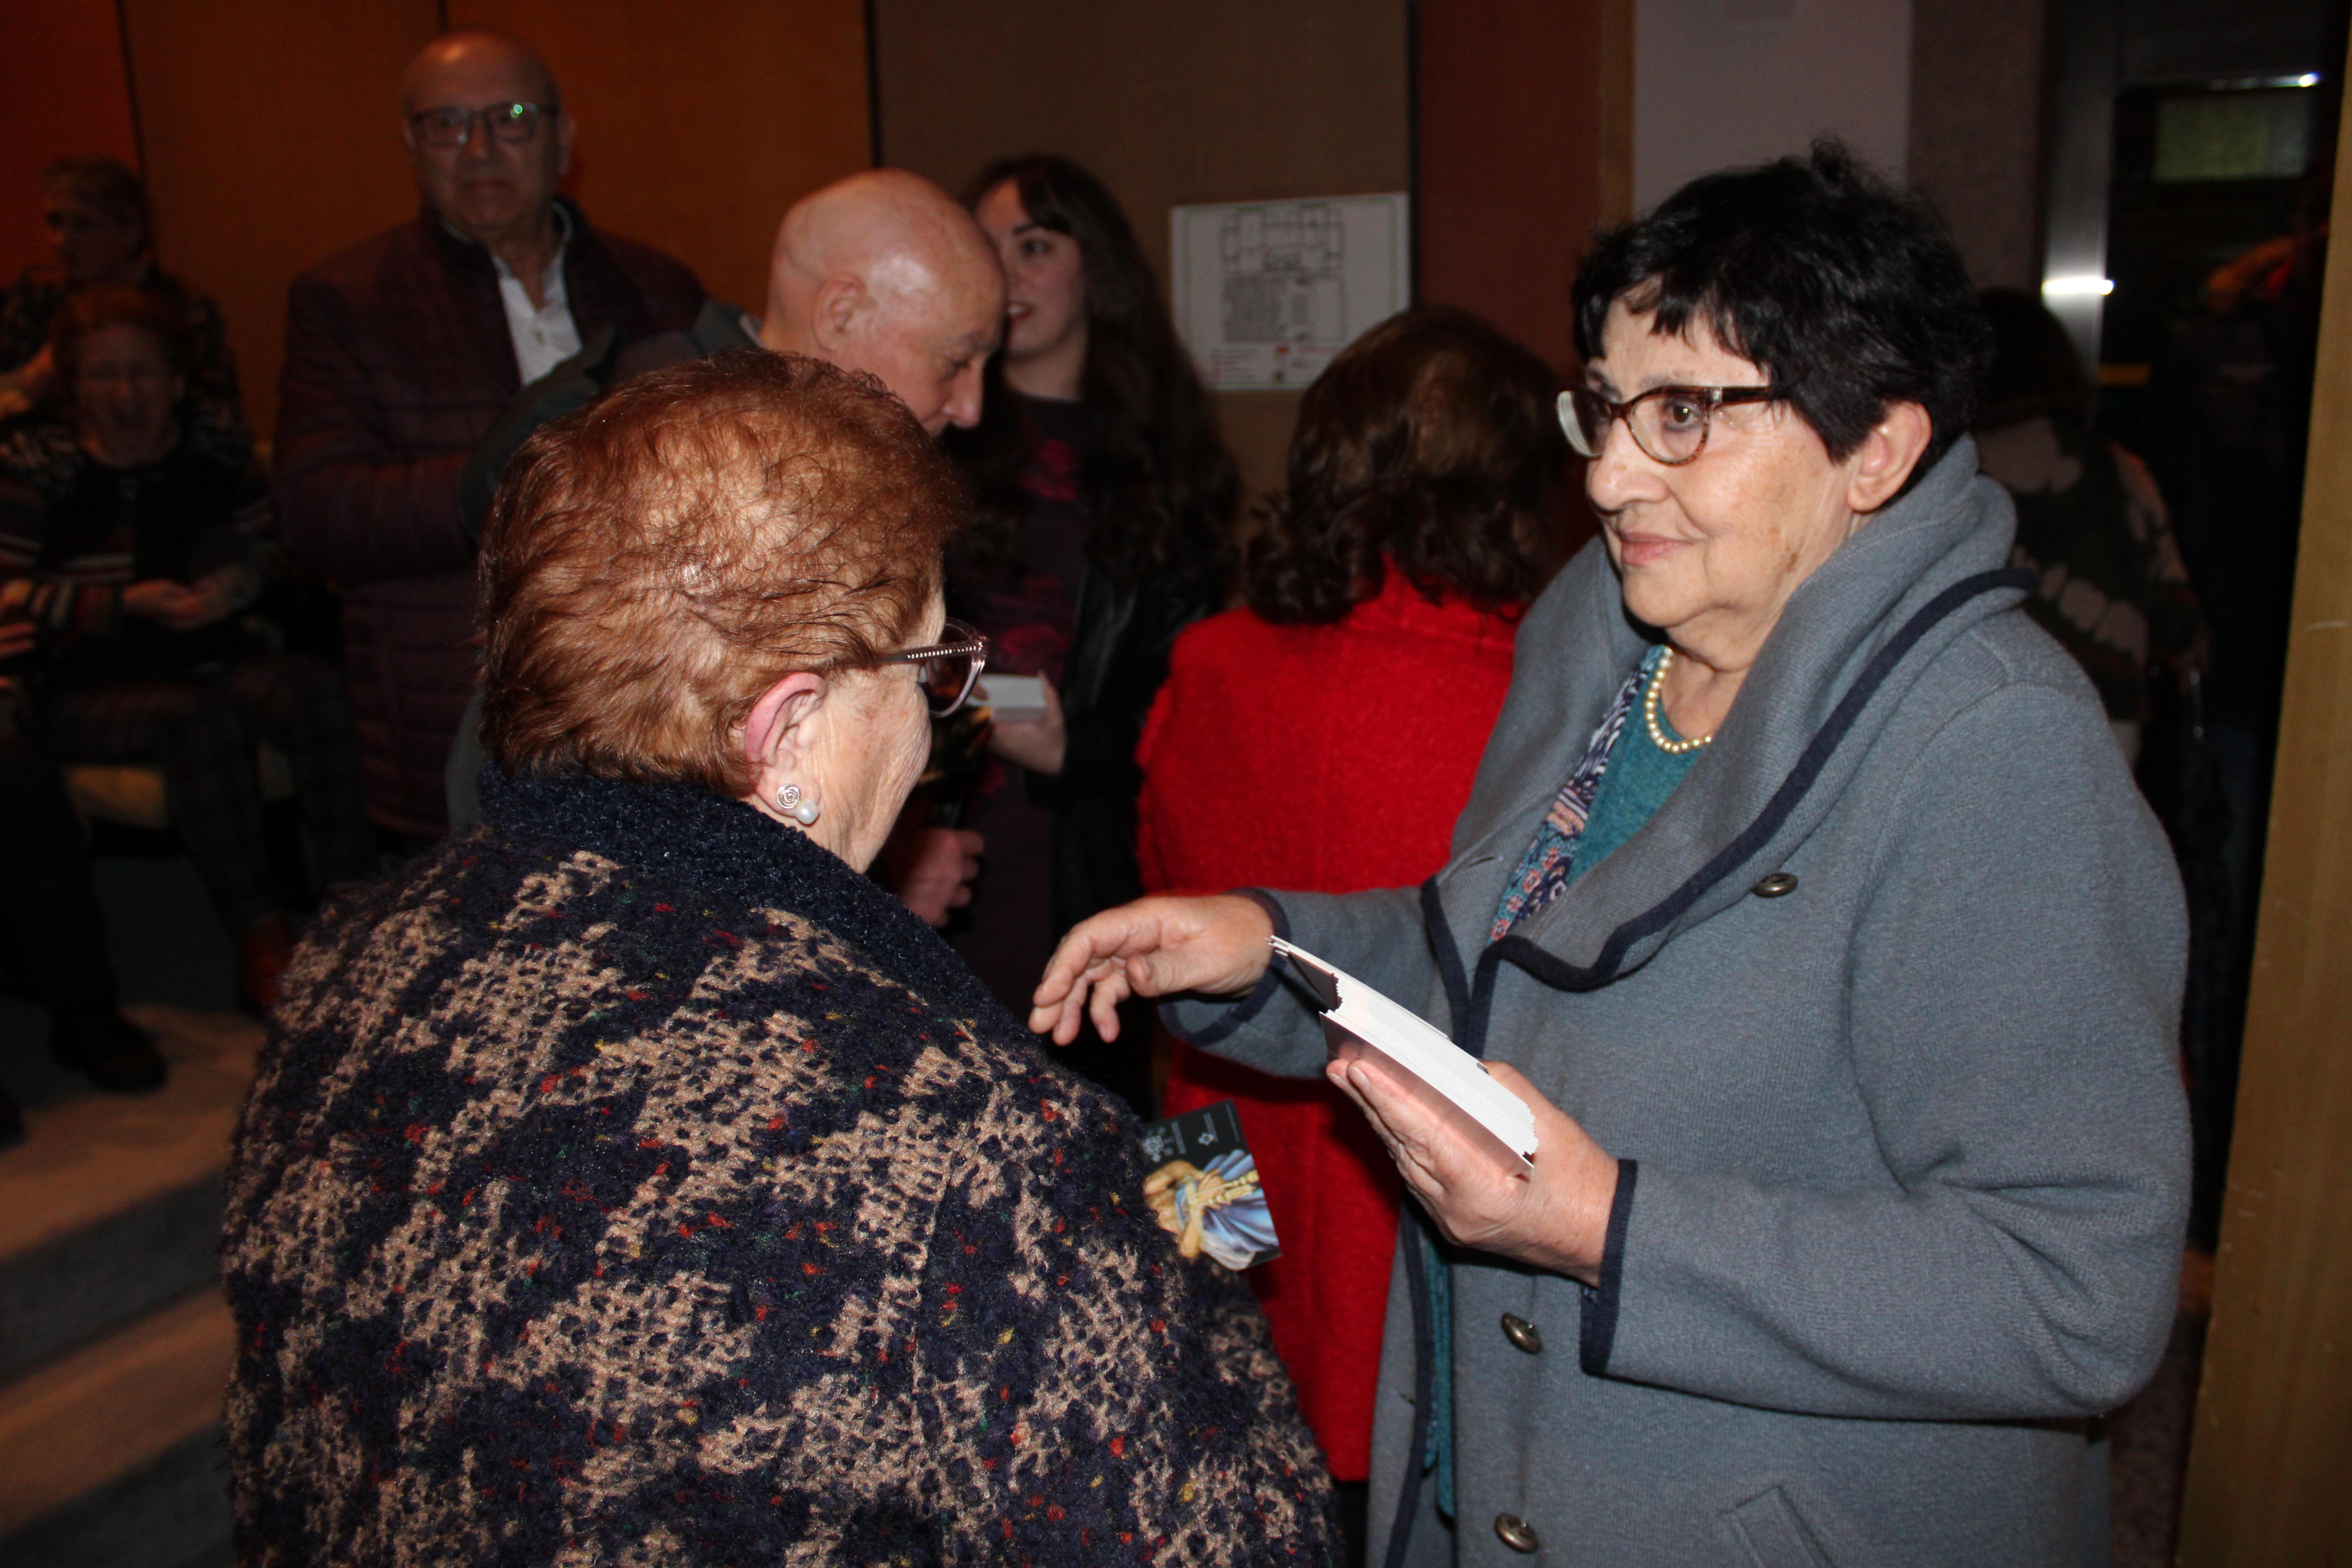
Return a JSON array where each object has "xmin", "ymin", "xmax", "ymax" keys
[
  {"xmin": 862, "ymin": 618, "xmax": 989, "ymax": 717},
  {"xmin": 408, "ymin": 102, "xmax": 555, "ymax": 149},
  {"xmin": 1558, "ymin": 384, "xmax": 1780, "ymax": 466}
]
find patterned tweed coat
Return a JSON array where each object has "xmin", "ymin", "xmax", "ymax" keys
[{"xmin": 221, "ymin": 769, "xmax": 1336, "ymax": 1566}]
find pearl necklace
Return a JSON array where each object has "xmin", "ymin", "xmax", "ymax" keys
[{"xmin": 1643, "ymin": 646, "xmax": 1714, "ymax": 754}]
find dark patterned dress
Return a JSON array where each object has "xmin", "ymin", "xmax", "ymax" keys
[
  {"xmin": 943, "ymin": 392, "xmax": 1090, "ymax": 1018},
  {"xmin": 223, "ymin": 769, "xmax": 1338, "ymax": 1566}
]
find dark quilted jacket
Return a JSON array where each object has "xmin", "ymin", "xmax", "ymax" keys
[
  {"xmin": 272, "ymin": 205, "xmax": 701, "ymax": 836},
  {"xmin": 222, "ymin": 769, "xmax": 1338, "ymax": 1566}
]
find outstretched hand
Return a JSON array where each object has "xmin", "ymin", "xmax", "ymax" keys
[
  {"xmin": 1328, "ymin": 1054, "xmax": 1619, "ymax": 1285},
  {"xmin": 1027, "ymin": 893, "xmax": 1275, "ymax": 1045}
]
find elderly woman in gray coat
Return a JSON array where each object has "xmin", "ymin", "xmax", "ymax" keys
[{"xmin": 1032, "ymin": 144, "xmax": 2189, "ymax": 1566}]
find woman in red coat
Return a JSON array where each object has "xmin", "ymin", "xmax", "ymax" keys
[{"xmin": 1139, "ymin": 306, "xmax": 1572, "ymax": 1518}]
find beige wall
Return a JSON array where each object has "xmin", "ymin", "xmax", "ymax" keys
[
  {"xmin": 871, "ymin": 0, "xmax": 1412, "ymax": 517},
  {"xmin": 1909, "ymin": 0, "xmax": 2046, "ymax": 290}
]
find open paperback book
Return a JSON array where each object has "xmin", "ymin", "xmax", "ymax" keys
[{"xmin": 1269, "ymin": 936, "xmax": 1539, "ymax": 1172}]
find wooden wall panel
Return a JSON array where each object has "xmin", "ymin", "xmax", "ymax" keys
[
  {"xmin": 1415, "ymin": 0, "xmax": 1613, "ymax": 554},
  {"xmin": 1416, "ymin": 0, "xmax": 1610, "ymax": 376},
  {"xmin": 447, "ymin": 0, "xmax": 871, "ymax": 316},
  {"xmin": 2175, "ymin": 42, "xmax": 2352, "ymax": 1563},
  {"xmin": 0, "ymin": 0, "xmax": 142, "ymax": 279},
  {"xmin": 872, "ymin": 0, "xmax": 1411, "ymax": 519},
  {"xmin": 118, "ymin": 0, "xmax": 442, "ymax": 441},
  {"xmin": 1908, "ymin": 0, "xmax": 2046, "ymax": 291},
  {"xmin": 1632, "ymin": 0, "xmax": 1912, "ymax": 210}
]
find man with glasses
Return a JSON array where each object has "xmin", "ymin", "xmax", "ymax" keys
[{"xmin": 274, "ymin": 28, "xmax": 703, "ymax": 842}]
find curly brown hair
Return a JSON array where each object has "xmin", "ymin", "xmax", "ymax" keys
[
  {"xmin": 1245, "ymin": 306, "xmax": 1569, "ymax": 625},
  {"xmin": 478, "ymin": 350, "xmax": 968, "ymax": 796}
]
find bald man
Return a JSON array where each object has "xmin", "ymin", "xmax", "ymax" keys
[
  {"xmin": 457, "ymin": 168, "xmax": 1001, "ymax": 528},
  {"xmin": 446, "ymin": 170, "xmax": 1000, "ymax": 918},
  {"xmin": 754, "ymin": 169, "xmax": 1004, "ymax": 432},
  {"xmin": 276, "ymin": 29, "xmax": 703, "ymax": 839}
]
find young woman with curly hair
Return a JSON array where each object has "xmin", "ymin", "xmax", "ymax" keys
[{"xmin": 943, "ymin": 153, "xmax": 1238, "ymax": 1111}]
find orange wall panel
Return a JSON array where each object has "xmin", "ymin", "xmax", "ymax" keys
[
  {"xmin": 0, "ymin": 0, "xmax": 142, "ymax": 280},
  {"xmin": 1416, "ymin": 0, "xmax": 1610, "ymax": 551},
  {"xmin": 450, "ymin": 0, "xmax": 872, "ymax": 314},
  {"xmin": 118, "ymin": 0, "xmax": 443, "ymax": 440},
  {"xmin": 1416, "ymin": 0, "xmax": 1609, "ymax": 377}
]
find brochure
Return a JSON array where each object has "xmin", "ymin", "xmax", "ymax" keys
[{"xmin": 1269, "ymin": 936, "xmax": 1539, "ymax": 1172}]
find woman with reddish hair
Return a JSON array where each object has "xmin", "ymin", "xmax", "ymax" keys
[
  {"xmin": 222, "ymin": 351, "xmax": 1335, "ymax": 1567},
  {"xmin": 1140, "ymin": 305, "xmax": 1570, "ymax": 1523}
]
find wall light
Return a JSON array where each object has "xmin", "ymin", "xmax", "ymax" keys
[
  {"xmin": 2212, "ymin": 73, "xmax": 2324, "ymax": 90},
  {"xmin": 2042, "ymin": 276, "xmax": 2116, "ymax": 298}
]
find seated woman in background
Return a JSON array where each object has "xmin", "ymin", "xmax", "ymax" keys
[
  {"xmin": 221, "ymin": 352, "xmax": 1335, "ymax": 1567},
  {"xmin": 1974, "ymin": 286, "xmax": 2202, "ymax": 765},
  {"xmin": 0, "ymin": 158, "xmax": 246, "ymax": 492},
  {"xmin": 1141, "ymin": 305, "xmax": 1567, "ymax": 1514},
  {"xmin": 2, "ymin": 287, "xmax": 370, "ymax": 1014},
  {"xmin": 942, "ymin": 154, "xmax": 1238, "ymax": 1112}
]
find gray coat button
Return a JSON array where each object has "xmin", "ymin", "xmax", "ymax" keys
[
  {"xmin": 1500, "ymin": 1312, "xmax": 1543, "ymax": 1354},
  {"xmin": 1752, "ymin": 871, "xmax": 1798, "ymax": 897},
  {"xmin": 1495, "ymin": 1513, "xmax": 1541, "ymax": 1552}
]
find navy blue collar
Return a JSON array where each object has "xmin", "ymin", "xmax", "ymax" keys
[{"xmin": 477, "ymin": 768, "xmax": 1020, "ymax": 1033}]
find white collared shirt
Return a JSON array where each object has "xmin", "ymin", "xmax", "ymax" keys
[{"xmin": 492, "ymin": 207, "xmax": 581, "ymax": 383}]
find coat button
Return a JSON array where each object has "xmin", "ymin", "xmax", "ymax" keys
[
  {"xmin": 1500, "ymin": 1312, "xmax": 1543, "ymax": 1354},
  {"xmin": 1752, "ymin": 871, "xmax": 1798, "ymax": 898},
  {"xmin": 1494, "ymin": 1513, "xmax": 1541, "ymax": 1553}
]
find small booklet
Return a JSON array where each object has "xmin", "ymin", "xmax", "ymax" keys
[
  {"xmin": 1139, "ymin": 1099, "xmax": 1280, "ymax": 1271},
  {"xmin": 1269, "ymin": 936, "xmax": 1539, "ymax": 1172}
]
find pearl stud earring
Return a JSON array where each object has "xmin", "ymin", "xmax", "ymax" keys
[{"xmin": 777, "ymin": 783, "xmax": 819, "ymax": 826}]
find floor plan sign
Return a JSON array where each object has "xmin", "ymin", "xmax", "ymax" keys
[{"xmin": 1171, "ymin": 194, "xmax": 1410, "ymax": 390}]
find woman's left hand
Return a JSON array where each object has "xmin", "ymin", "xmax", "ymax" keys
[
  {"xmin": 1328, "ymin": 1055, "xmax": 1621, "ymax": 1285},
  {"xmin": 986, "ymin": 674, "xmax": 1066, "ymax": 776}
]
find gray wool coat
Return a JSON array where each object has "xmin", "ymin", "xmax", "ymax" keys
[{"xmin": 1165, "ymin": 439, "xmax": 2190, "ymax": 1567}]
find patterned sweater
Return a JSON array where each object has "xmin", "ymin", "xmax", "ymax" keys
[
  {"xmin": 222, "ymin": 769, "xmax": 1336, "ymax": 1566},
  {"xmin": 0, "ymin": 444, "xmax": 273, "ymax": 686}
]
